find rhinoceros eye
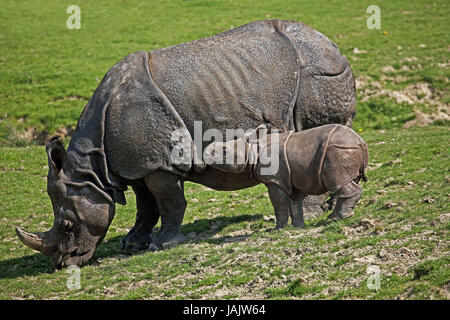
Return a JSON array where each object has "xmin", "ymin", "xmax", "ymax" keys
[
  {"xmin": 57, "ymin": 218, "xmax": 74, "ymax": 233},
  {"xmin": 63, "ymin": 219, "xmax": 73, "ymax": 231}
]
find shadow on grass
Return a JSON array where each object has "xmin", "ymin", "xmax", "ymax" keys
[
  {"xmin": 0, "ymin": 254, "xmax": 54, "ymax": 280},
  {"xmin": 89, "ymin": 213, "xmax": 265, "ymax": 264},
  {"xmin": 185, "ymin": 213, "xmax": 266, "ymax": 243},
  {"xmin": 0, "ymin": 213, "xmax": 262, "ymax": 279},
  {"xmin": 181, "ymin": 213, "xmax": 264, "ymax": 235}
]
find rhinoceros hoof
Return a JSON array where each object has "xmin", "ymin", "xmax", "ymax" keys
[
  {"xmin": 292, "ymin": 221, "xmax": 306, "ymax": 228},
  {"xmin": 122, "ymin": 232, "xmax": 155, "ymax": 251},
  {"xmin": 123, "ymin": 240, "xmax": 150, "ymax": 251},
  {"xmin": 162, "ymin": 233, "xmax": 187, "ymax": 250},
  {"xmin": 327, "ymin": 210, "xmax": 355, "ymax": 221},
  {"xmin": 340, "ymin": 210, "xmax": 355, "ymax": 219},
  {"xmin": 148, "ymin": 243, "xmax": 161, "ymax": 252},
  {"xmin": 148, "ymin": 233, "xmax": 187, "ymax": 251}
]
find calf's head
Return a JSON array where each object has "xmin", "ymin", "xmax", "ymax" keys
[
  {"xmin": 16, "ymin": 138, "xmax": 115, "ymax": 269},
  {"xmin": 203, "ymin": 138, "xmax": 249, "ymax": 173}
]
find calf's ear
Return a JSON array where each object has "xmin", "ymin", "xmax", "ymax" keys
[{"xmin": 46, "ymin": 136, "xmax": 67, "ymax": 177}]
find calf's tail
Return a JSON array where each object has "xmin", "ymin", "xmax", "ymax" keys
[{"xmin": 355, "ymin": 141, "xmax": 369, "ymax": 183}]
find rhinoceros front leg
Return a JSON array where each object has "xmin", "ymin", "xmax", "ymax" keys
[
  {"xmin": 267, "ymin": 184, "xmax": 290, "ymax": 229},
  {"xmin": 121, "ymin": 183, "xmax": 160, "ymax": 251},
  {"xmin": 144, "ymin": 170, "xmax": 187, "ymax": 251},
  {"xmin": 268, "ymin": 185, "xmax": 307, "ymax": 228},
  {"xmin": 288, "ymin": 194, "xmax": 306, "ymax": 228}
]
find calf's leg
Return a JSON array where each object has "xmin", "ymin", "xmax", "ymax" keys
[
  {"xmin": 289, "ymin": 194, "xmax": 306, "ymax": 228},
  {"xmin": 144, "ymin": 170, "xmax": 187, "ymax": 251},
  {"xmin": 327, "ymin": 181, "xmax": 362, "ymax": 220},
  {"xmin": 268, "ymin": 184, "xmax": 290, "ymax": 229}
]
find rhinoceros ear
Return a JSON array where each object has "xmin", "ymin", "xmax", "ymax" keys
[
  {"xmin": 112, "ymin": 190, "xmax": 126, "ymax": 205},
  {"xmin": 46, "ymin": 136, "xmax": 67, "ymax": 176}
]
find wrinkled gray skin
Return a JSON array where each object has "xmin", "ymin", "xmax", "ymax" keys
[
  {"xmin": 16, "ymin": 20, "xmax": 357, "ymax": 268},
  {"xmin": 204, "ymin": 124, "xmax": 369, "ymax": 229}
]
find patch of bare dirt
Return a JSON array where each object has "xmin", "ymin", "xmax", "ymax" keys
[
  {"xmin": 361, "ymin": 82, "xmax": 429, "ymax": 104},
  {"xmin": 357, "ymin": 76, "xmax": 449, "ymax": 127},
  {"xmin": 49, "ymin": 95, "xmax": 88, "ymax": 104},
  {"xmin": 403, "ymin": 107, "xmax": 449, "ymax": 128},
  {"xmin": 16, "ymin": 126, "xmax": 74, "ymax": 145},
  {"xmin": 380, "ymin": 74, "xmax": 408, "ymax": 84},
  {"xmin": 353, "ymin": 47, "xmax": 367, "ymax": 55}
]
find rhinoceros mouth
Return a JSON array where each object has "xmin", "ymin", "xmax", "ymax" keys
[{"xmin": 55, "ymin": 248, "xmax": 93, "ymax": 269}]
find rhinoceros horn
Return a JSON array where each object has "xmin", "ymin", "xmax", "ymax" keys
[{"xmin": 15, "ymin": 227, "xmax": 56, "ymax": 256}]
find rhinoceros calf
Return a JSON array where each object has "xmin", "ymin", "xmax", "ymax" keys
[
  {"xmin": 204, "ymin": 124, "xmax": 369, "ymax": 228},
  {"xmin": 16, "ymin": 19, "xmax": 357, "ymax": 268}
]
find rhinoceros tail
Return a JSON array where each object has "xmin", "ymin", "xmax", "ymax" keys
[{"xmin": 355, "ymin": 140, "xmax": 369, "ymax": 184}]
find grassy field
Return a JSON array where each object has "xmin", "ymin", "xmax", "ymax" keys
[{"xmin": 0, "ymin": 0, "xmax": 449, "ymax": 299}]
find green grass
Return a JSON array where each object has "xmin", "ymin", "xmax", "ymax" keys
[
  {"xmin": 0, "ymin": 0, "xmax": 449, "ymax": 299},
  {"xmin": 0, "ymin": 0, "xmax": 449, "ymax": 143},
  {"xmin": 1, "ymin": 126, "xmax": 449, "ymax": 299}
]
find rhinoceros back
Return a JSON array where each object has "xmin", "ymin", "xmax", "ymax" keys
[
  {"xmin": 69, "ymin": 20, "xmax": 356, "ymax": 185},
  {"xmin": 149, "ymin": 19, "xmax": 355, "ymax": 135},
  {"xmin": 149, "ymin": 20, "xmax": 300, "ymax": 136}
]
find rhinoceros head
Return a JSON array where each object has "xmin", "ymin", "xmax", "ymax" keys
[
  {"xmin": 203, "ymin": 138, "xmax": 250, "ymax": 174},
  {"xmin": 16, "ymin": 137, "xmax": 115, "ymax": 269}
]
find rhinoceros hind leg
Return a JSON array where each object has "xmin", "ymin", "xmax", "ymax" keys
[
  {"xmin": 302, "ymin": 194, "xmax": 330, "ymax": 220},
  {"xmin": 321, "ymin": 193, "xmax": 337, "ymax": 212},
  {"xmin": 122, "ymin": 183, "xmax": 160, "ymax": 251},
  {"xmin": 327, "ymin": 181, "xmax": 362, "ymax": 221},
  {"xmin": 144, "ymin": 170, "xmax": 187, "ymax": 251}
]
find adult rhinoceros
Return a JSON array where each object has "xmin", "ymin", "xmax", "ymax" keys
[{"xmin": 16, "ymin": 20, "xmax": 356, "ymax": 268}]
